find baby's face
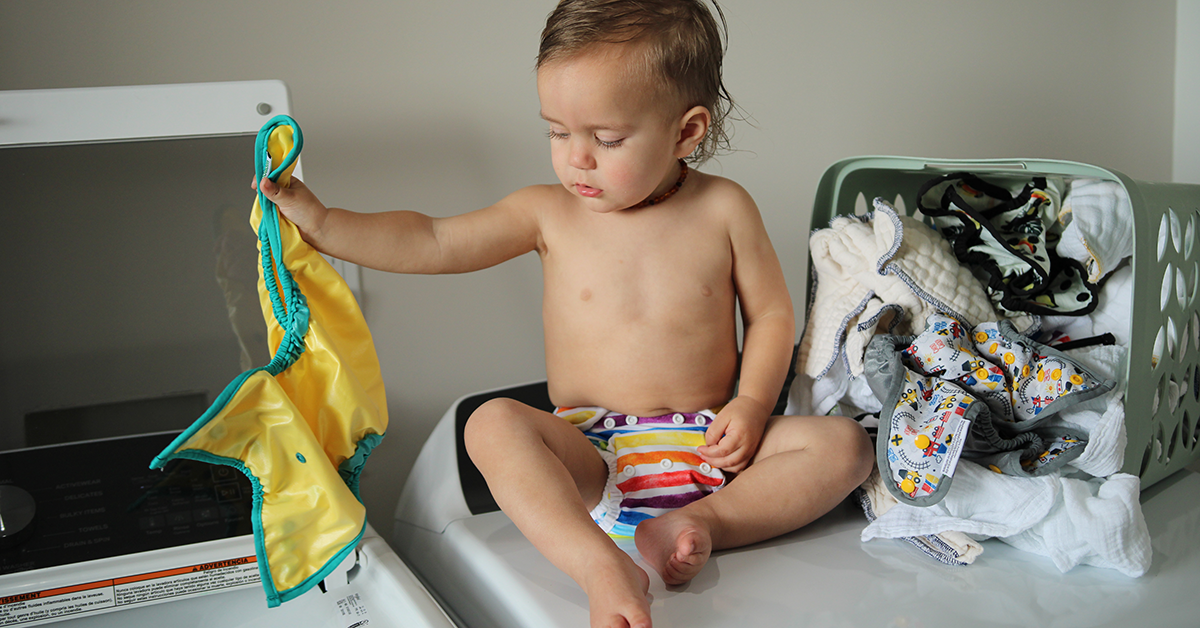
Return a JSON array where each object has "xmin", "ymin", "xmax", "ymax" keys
[{"xmin": 537, "ymin": 45, "xmax": 686, "ymax": 213}]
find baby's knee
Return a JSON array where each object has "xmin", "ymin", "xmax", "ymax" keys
[
  {"xmin": 463, "ymin": 397, "xmax": 526, "ymax": 461},
  {"xmin": 819, "ymin": 416, "xmax": 875, "ymax": 485}
]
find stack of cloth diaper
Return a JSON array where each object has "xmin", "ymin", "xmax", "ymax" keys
[
  {"xmin": 864, "ymin": 313, "xmax": 1113, "ymax": 507},
  {"xmin": 796, "ymin": 179, "xmax": 1149, "ymax": 575}
]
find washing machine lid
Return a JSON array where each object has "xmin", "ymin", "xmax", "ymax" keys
[{"xmin": 401, "ymin": 467, "xmax": 1200, "ymax": 628}]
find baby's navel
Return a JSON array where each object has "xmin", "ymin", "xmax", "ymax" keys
[
  {"xmin": 700, "ymin": 285, "xmax": 713, "ymax": 297},
  {"xmin": 580, "ymin": 288, "xmax": 592, "ymax": 302}
]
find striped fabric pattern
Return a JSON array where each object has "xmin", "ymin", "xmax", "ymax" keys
[{"xmin": 555, "ymin": 406, "xmax": 727, "ymax": 538}]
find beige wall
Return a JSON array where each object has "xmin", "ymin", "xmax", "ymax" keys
[{"xmin": 0, "ymin": 1, "xmax": 1177, "ymax": 531}]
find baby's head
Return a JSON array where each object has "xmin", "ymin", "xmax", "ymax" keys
[{"xmin": 537, "ymin": 0, "xmax": 733, "ymax": 165}]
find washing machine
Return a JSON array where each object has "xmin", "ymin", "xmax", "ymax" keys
[
  {"xmin": 0, "ymin": 82, "xmax": 454, "ymax": 628},
  {"xmin": 0, "ymin": 433, "xmax": 453, "ymax": 628}
]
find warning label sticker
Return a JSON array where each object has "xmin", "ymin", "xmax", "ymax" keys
[{"xmin": 0, "ymin": 556, "xmax": 259, "ymax": 626}]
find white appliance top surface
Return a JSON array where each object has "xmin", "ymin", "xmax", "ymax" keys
[
  {"xmin": 427, "ymin": 468, "xmax": 1200, "ymax": 627},
  {"xmin": 20, "ymin": 528, "xmax": 455, "ymax": 628}
]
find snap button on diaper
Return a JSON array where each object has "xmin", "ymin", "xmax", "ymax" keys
[
  {"xmin": 699, "ymin": 462, "xmax": 712, "ymax": 473},
  {"xmin": 622, "ymin": 465, "xmax": 635, "ymax": 477},
  {"xmin": 672, "ymin": 413, "xmax": 685, "ymax": 424},
  {"xmin": 695, "ymin": 416, "xmax": 708, "ymax": 426},
  {"xmin": 660, "ymin": 459, "xmax": 673, "ymax": 469},
  {"xmin": 626, "ymin": 416, "xmax": 638, "ymax": 425},
  {"xmin": 603, "ymin": 418, "xmax": 616, "ymax": 429}
]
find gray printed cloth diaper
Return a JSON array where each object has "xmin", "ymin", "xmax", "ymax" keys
[{"xmin": 864, "ymin": 314, "xmax": 1113, "ymax": 506}]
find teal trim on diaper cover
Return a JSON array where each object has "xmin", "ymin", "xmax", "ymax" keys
[
  {"xmin": 149, "ymin": 115, "xmax": 380, "ymax": 607},
  {"xmin": 864, "ymin": 314, "xmax": 1113, "ymax": 507}
]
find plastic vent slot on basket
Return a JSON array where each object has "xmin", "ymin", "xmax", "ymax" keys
[
  {"xmin": 807, "ymin": 156, "xmax": 1200, "ymax": 490},
  {"xmin": 1188, "ymin": 213, "xmax": 1197, "ymax": 260}
]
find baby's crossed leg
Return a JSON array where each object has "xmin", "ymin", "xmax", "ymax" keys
[
  {"xmin": 464, "ymin": 398, "xmax": 653, "ymax": 628},
  {"xmin": 635, "ymin": 414, "xmax": 874, "ymax": 585}
]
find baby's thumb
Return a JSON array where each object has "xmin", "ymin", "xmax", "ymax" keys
[
  {"xmin": 259, "ymin": 177, "xmax": 298, "ymax": 212},
  {"xmin": 703, "ymin": 418, "xmax": 727, "ymax": 447},
  {"xmin": 259, "ymin": 176, "xmax": 281, "ymax": 197}
]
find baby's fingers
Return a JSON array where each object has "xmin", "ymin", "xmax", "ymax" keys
[
  {"xmin": 698, "ymin": 443, "xmax": 751, "ymax": 473},
  {"xmin": 697, "ymin": 430, "xmax": 743, "ymax": 461}
]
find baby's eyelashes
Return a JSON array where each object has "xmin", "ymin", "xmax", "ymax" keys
[{"xmin": 544, "ymin": 128, "xmax": 624, "ymax": 149}]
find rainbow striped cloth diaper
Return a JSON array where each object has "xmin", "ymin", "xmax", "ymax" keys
[{"xmin": 557, "ymin": 406, "xmax": 726, "ymax": 538}]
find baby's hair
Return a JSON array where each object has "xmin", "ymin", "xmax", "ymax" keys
[{"xmin": 538, "ymin": 0, "xmax": 736, "ymax": 165}]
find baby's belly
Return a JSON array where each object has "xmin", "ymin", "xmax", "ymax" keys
[{"xmin": 544, "ymin": 316, "xmax": 740, "ymax": 416}]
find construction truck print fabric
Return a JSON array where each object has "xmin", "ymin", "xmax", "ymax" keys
[
  {"xmin": 556, "ymin": 406, "xmax": 726, "ymax": 538},
  {"xmin": 917, "ymin": 173, "xmax": 1098, "ymax": 317},
  {"xmin": 865, "ymin": 314, "xmax": 1112, "ymax": 507}
]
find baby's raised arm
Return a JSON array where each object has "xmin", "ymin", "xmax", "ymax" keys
[{"xmin": 257, "ymin": 176, "xmax": 543, "ymax": 275}]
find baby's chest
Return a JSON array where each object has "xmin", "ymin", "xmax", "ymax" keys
[{"xmin": 545, "ymin": 230, "xmax": 734, "ymax": 314}]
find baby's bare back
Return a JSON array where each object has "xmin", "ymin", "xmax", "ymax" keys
[{"xmin": 538, "ymin": 174, "xmax": 741, "ymax": 415}]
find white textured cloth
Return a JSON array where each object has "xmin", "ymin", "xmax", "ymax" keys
[
  {"xmin": 1058, "ymin": 344, "xmax": 1128, "ymax": 478},
  {"xmin": 858, "ymin": 468, "xmax": 985, "ymax": 565},
  {"xmin": 800, "ymin": 199, "xmax": 996, "ymax": 378},
  {"xmin": 1004, "ymin": 473, "xmax": 1150, "ymax": 577},
  {"xmin": 861, "ymin": 461, "xmax": 1151, "ymax": 577},
  {"xmin": 1093, "ymin": 264, "xmax": 1134, "ymax": 349},
  {"xmin": 788, "ymin": 364, "xmax": 882, "ymax": 418},
  {"xmin": 1056, "ymin": 178, "xmax": 1134, "ymax": 283}
]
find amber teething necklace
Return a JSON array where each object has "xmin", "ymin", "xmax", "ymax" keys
[{"xmin": 630, "ymin": 159, "xmax": 688, "ymax": 209}]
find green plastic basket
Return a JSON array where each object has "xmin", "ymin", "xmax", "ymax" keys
[{"xmin": 807, "ymin": 156, "xmax": 1200, "ymax": 489}]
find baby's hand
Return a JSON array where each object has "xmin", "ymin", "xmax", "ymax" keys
[
  {"xmin": 253, "ymin": 175, "xmax": 329, "ymax": 241},
  {"xmin": 696, "ymin": 396, "xmax": 770, "ymax": 473}
]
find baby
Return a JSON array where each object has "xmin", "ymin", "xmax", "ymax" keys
[{"xmin": 259, "ymin": 1, "xmax": 873, "ymax": 626}]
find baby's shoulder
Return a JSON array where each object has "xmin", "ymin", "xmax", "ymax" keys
[
  {"xmin": 690, "ymin": 171, "xmax": 760, "ymax": 222},
  {"xmin": 501, "ymin": 183, "xmax": 569, "ymax": 209}
]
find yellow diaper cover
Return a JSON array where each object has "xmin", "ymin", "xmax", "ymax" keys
[{"xmin": 151, "ymin": 116, "xmax": 387, "ymax": 606}]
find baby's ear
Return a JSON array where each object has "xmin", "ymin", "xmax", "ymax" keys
[{"xmin": 674, "ymin": 105, "xmax": 711, "ymax": 159}]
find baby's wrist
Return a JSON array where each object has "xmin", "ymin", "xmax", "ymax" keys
[{"xmin": 731, "ymin": 395, "xmax": 771, "ymax": 419}]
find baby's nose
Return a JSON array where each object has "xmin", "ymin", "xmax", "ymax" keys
[{"xmin": 568, "ymin": 140, "xmax": 595, "ymax": 170}]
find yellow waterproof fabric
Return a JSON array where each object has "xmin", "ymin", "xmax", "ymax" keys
[{"xmin": 152, "ymin": 116, "xmax": 387, "ymax": 606}]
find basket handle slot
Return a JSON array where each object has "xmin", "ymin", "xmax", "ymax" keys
[{"xmin": 923, "ymin": 161, "xmax": 1028, "ymax": 171}]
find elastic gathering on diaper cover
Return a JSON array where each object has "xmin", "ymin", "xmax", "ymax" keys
[{"xmin": 555, "ymin": 406, "xmax": 726, "ymax": 538}]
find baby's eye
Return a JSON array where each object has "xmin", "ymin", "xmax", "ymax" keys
[
  {"xmin": 546, "ymin": 129, "xmax": 569, "ymax": 141},
  {"xmin": 595, "ymin": 136, "xmax": 624, "ymax": 148}
]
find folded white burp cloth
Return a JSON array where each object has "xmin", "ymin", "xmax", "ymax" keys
[{"xmin": 1056, "ymin": 178, "xmax": 1133, "ymax": 283}]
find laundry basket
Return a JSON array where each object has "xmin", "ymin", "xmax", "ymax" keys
[{"xmin": 808, "ymin": 156, "xmax": 1200, "ymax": 490}]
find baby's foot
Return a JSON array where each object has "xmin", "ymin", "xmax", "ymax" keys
[
  {"xmin": 582, "ymin": 553, "xmax": 652, "ymax": 628},
  {"xmin": 635, "ymin": 510, "xmax": 712, "ymax": 585}
]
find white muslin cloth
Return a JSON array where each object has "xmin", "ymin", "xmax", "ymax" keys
[
  {"xmin": 861, "ymin": 461, "xmax": 1151, "ymax": 577},
  {"xmin": 1056, "ymin": 178, "xmax": 1134, "ymax": 283}
]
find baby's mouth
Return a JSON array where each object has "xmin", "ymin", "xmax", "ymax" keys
[{"xmin": 575, "ymin": 183, "xmax": 602, "ymax": 198}]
